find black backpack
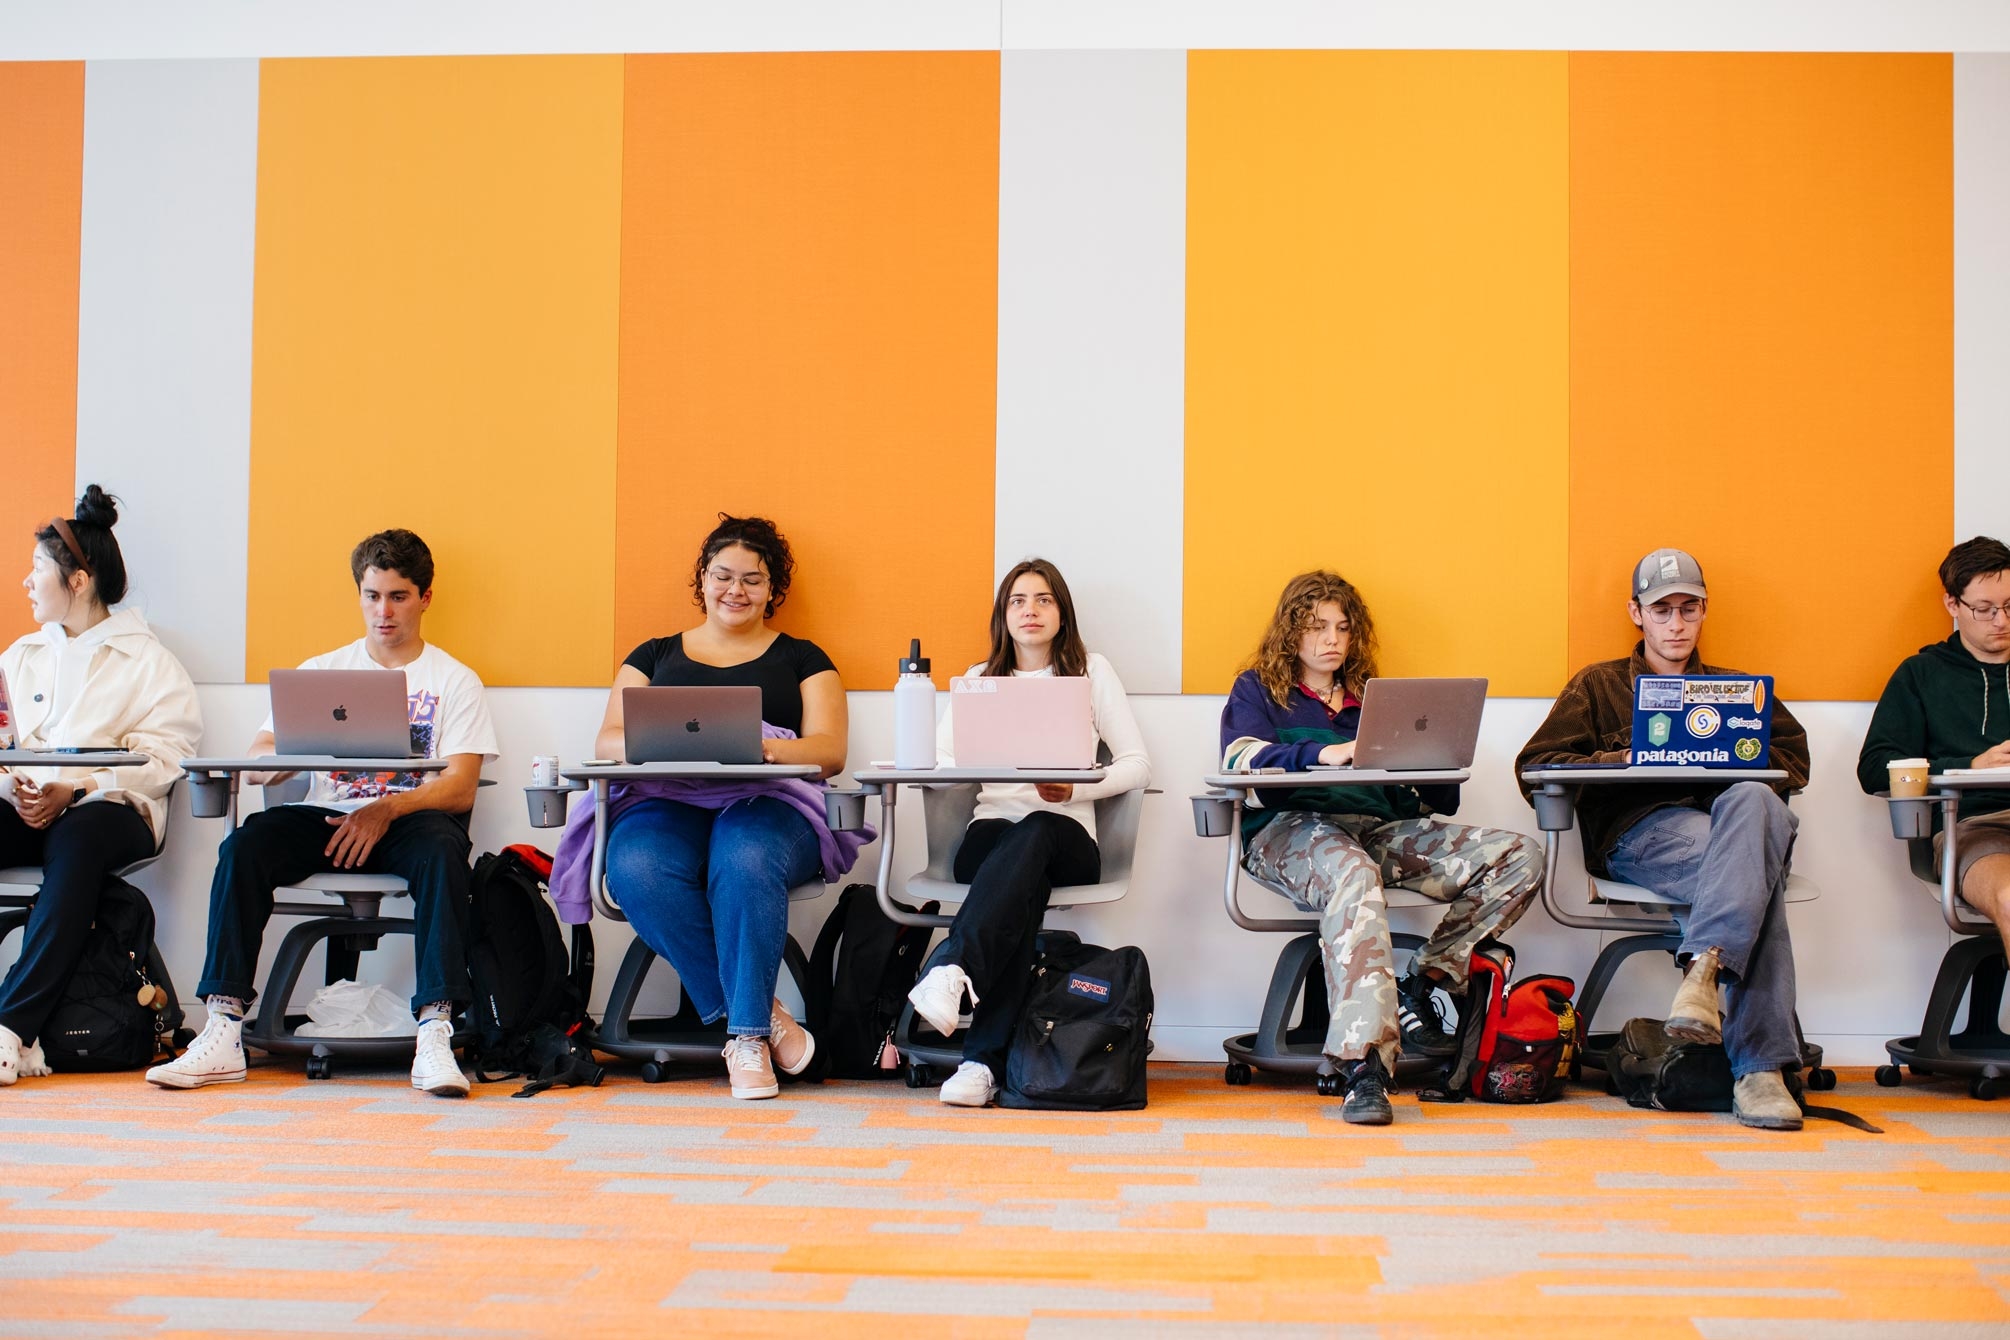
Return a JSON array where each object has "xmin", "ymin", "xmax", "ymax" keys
[
  {"xmin": 804, "ymin": 883, "xmax": 938, "ymax": 1079},
  {"xmin": 464, "ymin": 845, "xmax": 603, "ymax": 1097},
  {"xmin": 45, "ymin": 878, "xmax": 176, "ymax": 1072},
  {"xmin": 1606, "ymin": 1017, "xmax": 1881, "ymax": 1132},
  {"xmin": 1001, "ymin": 940, "xmax": 1153, "ymax": 1111}
]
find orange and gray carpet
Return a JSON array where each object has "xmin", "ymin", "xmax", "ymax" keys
[{"xmin": 3, "ymin": 1061, "xmax": 2006, "ymax": 1338}]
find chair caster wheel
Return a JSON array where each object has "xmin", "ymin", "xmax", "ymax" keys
[
  {"xmin": 1224, "ymin": 1062, "xmax": 1251, "ymax": 1087},
  {"xmin": 905, "ymin": 1063, "xmax": 929, "ymax": 1089},
  {"xmin": 304, "ymin": 1057, "xmax": 332, "ymax": 1080},
  {"xmin": 639, "ymin": 1061, "xmax": 667, "ymax": 1083},
  {"xmin": 1806, "ymin": 1067, "xmax": 1836, "ymax": 1092},
  {"xmin": 1316, "ymin": 1073, "xmax": 1343, "ymax": 1098},
  {"xmin": 1873, "ymin": 1064, "xmax": 1903, "ymax": 1088},
  {"xmin": 1970, "ymin": 1076, "xmax": 2000, "ymax": 1101}
]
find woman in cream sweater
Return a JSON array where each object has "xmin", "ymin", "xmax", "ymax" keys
[{"xmin": 0, "ymin": 486, "xmax": 201, "ymax": 1083}]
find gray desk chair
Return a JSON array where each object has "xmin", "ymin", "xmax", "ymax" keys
[
  {"xmin": 241, "ymin": 775, "xmax": 484, "ymax": 1080},
  {"xmin": 1192, "ymin": 792, "xmax": 1439, "ymax": 1094},
  {"xmin": 528, "ymin": 781, "xmax": 837, "ymax": 1084},
  {"xmin": 1877, "ymin": 792, "xmax": 2007, "ymax": 1099},
  {"xmin": 892, "ymin": 781, "xmax": 1147, "ymax": 1086},
  {"xmin": 1527, "ymin": 782, "xmax": 1833, "ymax": 1088},
  {"xmin": 0, "ymin": 802, "xmax": 189, "ymax": 1047}
]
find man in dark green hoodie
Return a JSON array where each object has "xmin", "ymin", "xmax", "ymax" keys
[{"xmin": 1857, "ymin": 536, "xmax": 2010, "ymax": 940}]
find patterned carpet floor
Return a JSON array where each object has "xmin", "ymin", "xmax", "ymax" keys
[{"xmin": 1, "ymin": 1060, "xmax": 2006, "ymax": 1339}]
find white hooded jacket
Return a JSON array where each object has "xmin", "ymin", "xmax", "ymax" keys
[{"xmin": 0, "ymin": 608, "xmax": 202, "ymax": 843}]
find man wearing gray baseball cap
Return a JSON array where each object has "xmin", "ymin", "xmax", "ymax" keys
[{"xmin": 1515, "ymin": 548, "xmax": 1813, "ymax": 1130}]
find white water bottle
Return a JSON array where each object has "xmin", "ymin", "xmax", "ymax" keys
[{"xmin": 893, "ymin": 638, "xmax": 936, "ymax": 770}]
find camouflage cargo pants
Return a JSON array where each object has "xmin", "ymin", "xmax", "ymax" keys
[{"xmin": 1242, "ymin": 811, "xmax": 1544, "ymax": 1069}]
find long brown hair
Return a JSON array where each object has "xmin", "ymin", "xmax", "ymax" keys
[
  {"xmin": 1247, "ymin": 570, "xmax": 1379, "ymax": 707},
  {"xmin": 982, "ymin": 558, "xmax": 1089, "ymax": 677}
]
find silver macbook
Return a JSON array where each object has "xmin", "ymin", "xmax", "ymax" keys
[
  {"xmin": 624, "ymin": 686, "xmax": 764, "ymax": 765},
  {"xmin": 269, "ymin": 669, "xmax": 414, "ymax": 758},
  {"xmin": 1343, "ymin": 677, "xmax": 1488, "ymax": 770}
]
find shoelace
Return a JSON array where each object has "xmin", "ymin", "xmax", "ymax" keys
[{"xmin": 723, "ymin": 1037, "xmax": 766, "ymax": 1070}]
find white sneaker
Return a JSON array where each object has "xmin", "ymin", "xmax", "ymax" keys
[
  {"xmin": 410, "ymin": 1018, "xmax": 469, "ymax": 1097},
  {"xmin": 908, "ymin": 964, "xmax": 978, "ymax": 1038},
  {"xmin": 0, "ymin": 1025, "xmax": 20, "ymax": 1087},
  {"xmin": 147, "ymin": 1010, "xmax": 247, "ymax": 1089},
  {"xmin": 722, "ymin": 1035, "xmax": 779, "ymax": 1100},
  {"xmin": 18, "ymin": 1039, "xmax": 51, "ymax": 1078},
  {"xmin": 939, "ymin": 1060, "xmax": 998, "ymax": 1108}
]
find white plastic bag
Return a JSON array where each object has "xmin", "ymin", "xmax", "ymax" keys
[{"xmin": 294, "ymin": 980, "xmax": 419, "ymax": 1037}]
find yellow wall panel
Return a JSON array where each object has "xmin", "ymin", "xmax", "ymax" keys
[
  {"xmin": 1568, "ymin": 54, "xmax": 1953, "ymax": 700},
  {"xmin": 1184, "ymin": 51, "xmax": 1570, "ymax": 695},
  {"xmin": 246, "ymin": 56, "xmax": 624, "ymax": 686}
]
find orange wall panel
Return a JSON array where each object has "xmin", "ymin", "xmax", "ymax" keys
[
  {"xmin": 1568, "ymin": 54, "xmax": 1953, "ymax": 699},
  {"xmin": 1184, "ymin": 51, "xmax": 1570, "ymax": 695},
  {"xmin": 246, "ymin": 56, "xmax": 624, "ymax": 686},
  {"xmin": 613, "ymin": 53, "xmax": 1000, "ymax": 690},
  {"xmin": 0, "ymin": 62, "xmax": 84, "ymax": 647}
]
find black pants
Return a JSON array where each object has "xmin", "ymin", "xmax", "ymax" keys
[
  {"xmin": 195, "ymin": 805, "xmax": 473, "ymax": 1012},
  {"xmin": 941, "ymin": 811, "xmax": 1100, "ymax": 1072},
  {"xmin": 0, "ymin": 800, "xmax": 156, "ymax": 1042}
]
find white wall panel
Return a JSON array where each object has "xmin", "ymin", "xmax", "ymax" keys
[
  {"xmin": 0, "ymin": 2, "xmax": 999, "ymax": 60},
  {"xmin": 994, "ymin": 49, "xmax": 1186, "ymax": 692},
  {"xmin": 75, "ymin": 59, "xmax": 259, "ymax": 683},
  {"xmin": 50, "ymin": 686, "xmax": 1950, "ymax": 1066},
  {"xmin": 1955, "ymin": 54, "xmax": 2010, "ymax": 544},
  {"xmin": 1005, "ymin": 1, "xmax": 2010, "ymax": 53}
]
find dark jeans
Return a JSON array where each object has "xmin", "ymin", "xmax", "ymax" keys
[
  {"xmin": 0, "ymin": 800, "xmax": 156, "ymax": 1042},
  {"xmin": 605, "ymin": 796, "xmax": 821, "ymax": 1037},
  {"xmin": 195, "ymin": 805, "xmax": 473, "ymax": 1012},
  {"xmin": 940, "ymin": 812, "xmax": 1100, "ymax": 1072}
]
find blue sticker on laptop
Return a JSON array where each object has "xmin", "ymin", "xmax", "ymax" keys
[{"xmin": 1066, "ymin": 973, "xmax": 1112, "ymax": 1002}]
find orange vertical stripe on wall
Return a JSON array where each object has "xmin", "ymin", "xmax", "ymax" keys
[
  {"xmin": 613, "ymin": 53, "xmax": 1000, "ymax": 690},
  {"xmin": 1568, "ymin": 54, "xmax": 1953, "ymax": 700},
  {"xmin": 0, "ymin": 62, "xmax": 84, "ymax": 648},
  {"xmin": 246, "ymin": 57, "xmax": 625, "ymax": 686}
]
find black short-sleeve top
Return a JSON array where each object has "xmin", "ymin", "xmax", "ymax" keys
[{"xmin": 621, "ymin": 632, "xmax": 837, "ymax": 737}]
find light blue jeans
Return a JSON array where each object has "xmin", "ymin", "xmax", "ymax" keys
[
  {"xmin": 605, "ymin": 796, "xmax": 821, "ymax": 1037},
  {"xmin": 1605, "ymin": 782, "xmax": 1802, "ymax": 1078}
]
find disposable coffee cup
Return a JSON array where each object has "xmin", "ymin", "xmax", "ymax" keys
[{"xmin": 1888, "ymin": 758, "xmax": 1931, "ymax": 799}]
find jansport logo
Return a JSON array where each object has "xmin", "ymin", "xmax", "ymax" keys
[{"xmin": 1066, "ymin": 974, "xmax": 1111, "ymax": 1001}]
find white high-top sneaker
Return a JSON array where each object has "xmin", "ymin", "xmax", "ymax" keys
[
  {"xmin": 410, "ymin": 1018, "xmax": 470, "ymax": 1098},
  {"xmin": 146, "ymin": 1009, "xmax": 247, "ymax": 1089},
  {"xmin": 0, "ymin": 1025, "xmax": 21, "ymax": 1087}
]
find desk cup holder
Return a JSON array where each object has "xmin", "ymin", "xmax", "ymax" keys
[
  {"xmin": 1532, "ymin": 790, "xmax": 1577, "ymax": 833},
  {"xmin": 825, "ymin": 789, "xmax": 868, "ymax": 833},
  {"xmin": 1886, "ymin": 794, "xmax": 1935, "ymax": 841},
  {"xmin": 187, "ymin": 773, "xmax": 233, "ymax": 819},
  {"xmin": 1191, "ymin": 793, "xmax": 1236, "ymax": 838},
  {"xmin": 525, "ymin": 786, "xmax": 572, "ymax": 829}
]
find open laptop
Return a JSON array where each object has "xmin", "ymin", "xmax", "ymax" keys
[
  {"xmin": 1321, "ymin": 677, "xmax": 1488, "ymax": 771},
  {"xmin": 0, "ymin": 666, "xmax": 14, "ymax": 749},
  {"xmin": 1631, "ymin": 674, "xmax": 1774, "ymax": 767},
  {"xmin": 623, "ymin": 686, "xmax": 764, "ymax": 765},
  {"xmin": 950, "ymin": 676, "xmax": 1096, "ymax": 769},
  {"xmin": 269, "ymin": 669, "xmax": 415, "ymax": 757}
]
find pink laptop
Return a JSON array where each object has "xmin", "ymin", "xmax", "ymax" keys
[{"xmin": 949, "ymin": 676, "xmax": 1096, "ymax": 768}]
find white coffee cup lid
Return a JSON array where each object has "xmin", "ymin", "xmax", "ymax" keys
[{"xmin": 1889, "ymin": 758, "xmax": 1929, "ymax": 767}]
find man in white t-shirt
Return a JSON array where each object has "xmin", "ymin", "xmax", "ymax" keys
[{"xmin": 148, "ymin": 530, "xmax": 499, "ymax": 1097}]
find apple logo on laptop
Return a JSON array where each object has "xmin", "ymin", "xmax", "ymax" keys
[
  {"xmin": 685, "ymin": 718, "xmax": 701, "ymax": 733},
  {"xmin": 332, "ymin": 705, "xmax": 348, "ymax": 722},
  {"xmin": 1414, "ymin": 715, "xmax": 1428, "ymax": 733}
]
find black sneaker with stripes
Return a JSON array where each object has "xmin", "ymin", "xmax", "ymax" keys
[{"xmin": 1397, "ymin": 973, "xmax": 1459, "ymax": 1059}]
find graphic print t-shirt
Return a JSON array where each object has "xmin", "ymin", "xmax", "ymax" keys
[{"xmin": 261, "ymin": 640, "xmax": 499, "ymax": 812}]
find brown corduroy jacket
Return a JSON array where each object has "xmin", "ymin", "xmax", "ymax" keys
[{"xmin": 1515, "ymin": 643, "xmax": 1812, "ymax": 877}]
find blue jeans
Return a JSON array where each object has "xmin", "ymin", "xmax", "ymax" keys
[
  {"xmin": 1605, "ymin": 782, "xmax": 1801, "ymax": 1078},
  {"xmin": 605, "ymin": 796, "xmax": 820, "ymax": 1037}
]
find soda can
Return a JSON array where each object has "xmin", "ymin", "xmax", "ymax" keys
[{"xmin": 530, "ymin": 755, "xmax": 560, "ymax": 788}]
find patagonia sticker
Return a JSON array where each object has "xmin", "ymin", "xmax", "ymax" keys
[{"xmin": 1066, "ymin": 973, "xmax": 1112, "ymax": 1002}]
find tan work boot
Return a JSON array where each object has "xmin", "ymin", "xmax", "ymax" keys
[
  {"xmin": 1733, "ymin": 1069, "xmax": 1804, "ymax": 1130},
  {"xmin": 1665, "ymin": 947, "xmax": 1723, "ymax": 1044}
]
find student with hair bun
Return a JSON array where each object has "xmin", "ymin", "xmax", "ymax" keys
[{"xmin": 0, "ymin": 486, "xmax": 201, "ymax": 1084}]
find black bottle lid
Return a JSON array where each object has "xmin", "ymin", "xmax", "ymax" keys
[{"xmin": 898, "ymin": 637, "xmax": 930, "ymax": 676}]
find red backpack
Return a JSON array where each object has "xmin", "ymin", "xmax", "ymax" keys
[{"xmin": 1437, "ymin": 943, "xmax": 1578, "ymax": 1104}]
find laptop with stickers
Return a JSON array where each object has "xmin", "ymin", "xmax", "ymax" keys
[{"xmin": 1630, "ymin": 674, "xmax": 1775, "ymax": 767}]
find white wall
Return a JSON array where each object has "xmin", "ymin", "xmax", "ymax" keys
[{"xmin": 44, "ymin": 687, "xmax": 1952, "ymax": 1066}]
